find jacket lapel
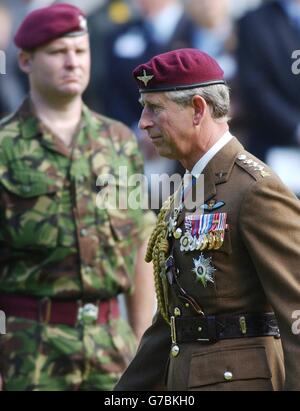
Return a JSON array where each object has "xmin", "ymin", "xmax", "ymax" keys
[
  {"xmin": 202, "ymin": 137, "xmax": 244, "ymax": 202},
  {"xmin": 166, "ymin": 137, "xmax": 244, "ymax": 227}
]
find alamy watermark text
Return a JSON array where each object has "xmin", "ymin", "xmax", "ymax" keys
[
  {"xmin": 0, "ymin": 310, "xmax": 6, "ymax": 334},
  {"xmin": 291, "ymin": 50, "xmax": 300, "ymax": 75},
  {"xmin": 0, "ymin": 50, "xmax": 6, "ymax": 75}
]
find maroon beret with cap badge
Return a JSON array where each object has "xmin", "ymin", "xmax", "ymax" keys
[
  {"xmin": 133, "ymin": 48, "xmax": 225, "ymax": 92},
  {"xmin": 14, "ymin": 3, "xmax": 88, "ymax": 50}
]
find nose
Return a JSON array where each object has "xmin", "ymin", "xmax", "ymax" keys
[
  {"xmin": 65, "ymin": 50, "xmax": 78, "ymax": 69},
  {"xmin": 138, "ymin": 107, "xmax": 154, "ymax": 130}
]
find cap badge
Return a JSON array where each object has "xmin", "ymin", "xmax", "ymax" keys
[
  {"xmin": 78, "ymin": 15, "xmax": 87, "ymax": 31},
  {"xmin": 137, "ymin": 70, "xmax": 154, "ymax": 86}
]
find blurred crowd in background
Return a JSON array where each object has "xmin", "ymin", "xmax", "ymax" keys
[{"xmin": 0, "ymin": 0, "xmax": 300, "ymax": 196}]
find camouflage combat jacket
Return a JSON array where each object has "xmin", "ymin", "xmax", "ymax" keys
[{"xmin": 0, "ymin": 99, "xmax": 155, "ymax": 299}]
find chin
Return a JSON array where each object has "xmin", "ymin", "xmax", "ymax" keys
[
  {"xmin": 58, "ymin": 87, "xmax": 83, "ymax": 98},
  {"xmin": 60, "ymin": 83, "xmax": 84, "ymax": 94},
  {"xmin": 64, "ymin": 87, "xmax": 82, "ymax": 95}
]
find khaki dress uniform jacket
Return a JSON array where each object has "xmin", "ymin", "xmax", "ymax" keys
[{"xmin": 116, "ymin": 137, "xmax": 300, "ymax": 391}]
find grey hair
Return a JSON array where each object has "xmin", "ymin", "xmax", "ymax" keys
[{"xmin": 165, "ymin": 84, "xmax": 230, "ymax": 122}]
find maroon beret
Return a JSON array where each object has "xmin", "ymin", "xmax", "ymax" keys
[
  {"xmin": 14, "ymin": 3, "xmax": 88, "ymax": 50},
  {"xmin": 133, "ymin": 48, "xmax": 225, "ymax": 92}
]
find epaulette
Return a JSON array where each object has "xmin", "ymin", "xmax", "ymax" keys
[{"xmin": 235, "ymin": 153, "xmax": 271, "ymax": 181}]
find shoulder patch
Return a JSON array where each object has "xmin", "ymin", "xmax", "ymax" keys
[{"xmin": 235, "ymin": 153, "xmax": 271, "ymax": 181}]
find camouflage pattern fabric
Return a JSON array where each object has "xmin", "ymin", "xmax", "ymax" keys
[
  {"xmin": 0, "ymin": 315, "xmax": 136, "ymax": 391},
  {"xmin": 0, "ymin": 98, "xmax": 156, "ymax": 390}
]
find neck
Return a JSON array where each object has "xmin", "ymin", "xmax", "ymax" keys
[
  {"xmin": 31, "ymin": 91, "xmax": 82, "ymax": 123},
  {"xmin": 181, "ymin": 122, "xmax": 229, "ymax": 171},
  {"xmin": 30, "ymin": 91, "xmax": 83, "ymax": 145}
]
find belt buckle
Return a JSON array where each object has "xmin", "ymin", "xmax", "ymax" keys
[{"xmin": 77, "ymin": 303, "xmax": 99, "ymax": 325}]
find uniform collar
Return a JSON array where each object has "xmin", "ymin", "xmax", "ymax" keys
[
  {"xmin": 174, "ymin": 137, "xmax": 244, "ymax": 227},
  {"xmin": 202, "ymin": 136, "xmax": 244, "ymax": 203},
  {"xmin": 17, "ymin": 98, "xmax": 40, "ymax": 139},
  {"xmin": 16, "ymin": 97, "xmax": 96, "ymax": 157},
  {"xmin": 190, "ymin": 130, "xmax": 233, "ymax": 178}
]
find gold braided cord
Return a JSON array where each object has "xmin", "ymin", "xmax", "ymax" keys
[{"xmin": 146, "ymin": 196, "xmax": 174, "ymax": 324}]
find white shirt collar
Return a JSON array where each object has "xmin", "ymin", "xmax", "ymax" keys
[{"xmin": 190, "ymin": 131, "xmax": 233, "ymax": 177}]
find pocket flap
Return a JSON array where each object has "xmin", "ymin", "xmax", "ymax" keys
[
  {"xmin": 108, "ymin": 210, "xmax": 139, "ymax": 241},
  {"xmin": 189, "ymin": 346, "xmax": 271, "ymax": 388},
  {"xmin": 0, "ymin": 169, "xmax": 62, "ymax": 198}
]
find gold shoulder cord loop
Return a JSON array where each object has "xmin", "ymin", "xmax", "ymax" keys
[{"xmin": 146, "ymin": 196, "xmax": 174, "ymax": 324}]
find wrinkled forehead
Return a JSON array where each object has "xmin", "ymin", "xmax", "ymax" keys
[
  {"xmin": 39, "ymin": 33, "xmax": 90, "ymax": 50},
  {"xmin": 139, "ymin": 91, "xmax": 168, "ymax": 106}
]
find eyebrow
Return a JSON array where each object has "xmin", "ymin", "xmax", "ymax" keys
[{"xmin": 139, "ymin": 98, "xmax": 163, "ymax": 108}]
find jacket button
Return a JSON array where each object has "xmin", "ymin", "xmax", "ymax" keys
[
  {"xmin": 174, "ymin": 307, "xmax": 181, "ymax": 317},
  {"xmin": 77, "ymin": 176, "xmax": 85, "ymax": 183},
  {"xmin": 80, "ymin": 228, "xmax": 88, "ymax": 237},
  {"xmin": 224, "ymin": 371, "xmax": 233, "ymax": 381},
  {"xmin": 171, "ymin": 345, "xmax": 180, "ymax": 357},
  {"xmin": 22, "ymin": 185, "xmax": 31, "ymax": 193},
  {"xmin": 237, "ymin": 154, "xmax": 246, "ymax": 161}
]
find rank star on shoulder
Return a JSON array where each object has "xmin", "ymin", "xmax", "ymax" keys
[{"xmin": 137, "ymin": 70, "xmax": 154, "ymax": 86}]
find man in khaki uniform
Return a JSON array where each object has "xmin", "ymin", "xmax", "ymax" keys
[{"xmin": 115, "ymin": 48, "xmax": 300, "ymax": 391}]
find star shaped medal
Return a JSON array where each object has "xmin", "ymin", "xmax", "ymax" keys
[{"xmin": 192, "ymin": 254, "xmax": 216, "ymax": 287}]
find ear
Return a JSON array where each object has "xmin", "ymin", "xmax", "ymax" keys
[
  {"xmin": 18, "ymin": 50, "xmax": 33, "ymax": 74},
  {"xmin": 191, "ymin": 95, "xmax": 207, "ymax": 126}
]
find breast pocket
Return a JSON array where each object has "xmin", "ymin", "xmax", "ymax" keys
[
  {"xmin": 188, "ymin": 345, "xmax": 273, "ymax": 391},
  {"xmin": 0, "ymin": 168, "xmax": 62, "ymax": 250}
]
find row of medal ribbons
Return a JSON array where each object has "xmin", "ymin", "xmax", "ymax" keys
[{"xmin": 179, "ymin": 212, "xmax": 227, "ymax": 252}]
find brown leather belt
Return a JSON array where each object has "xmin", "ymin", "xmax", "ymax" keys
[
  {"xmin": 0, "ymin": 293, "xmax": 120, "ymax": 326},
  {"xmin": 172, "ymin": 312, "xmax": 280, "ymax": 343}
]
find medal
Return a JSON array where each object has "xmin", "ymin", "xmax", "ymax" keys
[
  {"xmin": 199, "ymin": 234, "xmax": 208, "ymax": 251},
  {"xmin": 180, "ymin": 233, "xmax": 191, "ymax": 252},
  {"xmin": 207, "ymin": 232, "xmax": 215, "ymax": 250},
  {"xmin": 189, "ymin": 236, "xmax": 197, "ymax": 251},
  {"xmin": 192, "ymin": 254, "xmax": 216, "ymax": 287},
  {"xmin": 213, "ymin": 231, "xmax": 223, "ymax": 250},
  {"xmin": 168, "ymin": 216, "xmax": 177, "ymax": 236},
  {"xmin": 173, "ymin": 227, "xmax": 182, "ymax": 239}
]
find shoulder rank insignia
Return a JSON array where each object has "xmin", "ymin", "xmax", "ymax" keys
[{"xmin": 237, "ymin": 154, "xmax": 271, "ymax": 178}]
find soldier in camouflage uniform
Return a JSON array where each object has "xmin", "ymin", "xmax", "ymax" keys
[{"xmin": 0, "ymin": 4, "xmax": 156, "ymax": 391}]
